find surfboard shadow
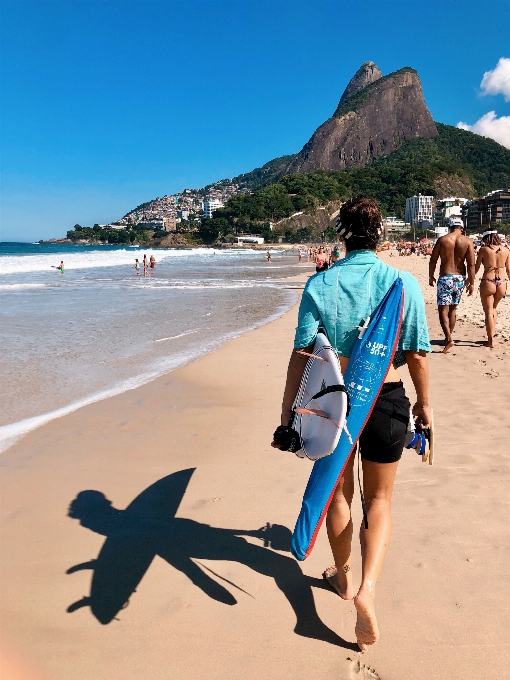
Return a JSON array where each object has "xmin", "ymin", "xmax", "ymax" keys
[{"xmin": 67, "ymin": 468, "xmax": 356, "ymax": 649}]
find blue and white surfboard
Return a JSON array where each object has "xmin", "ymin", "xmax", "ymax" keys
[{"xmin": 291, "ymin": 277, "xmax": 404, "ymax": 561}]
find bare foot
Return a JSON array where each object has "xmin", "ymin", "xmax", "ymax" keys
[
  {"xmin": 442, "ymin": 340, "xmax": 454, "ymax": 354},
  {"xmin": 354, "ymin": 591, "xmax": 379, "ymax": 651},
  {"xmin": 322, "ymin": 565, "xmax": 354, "ymax": 600},
  {"xmin": 487, "ymin": 339, "xmax": 494, "ymax": 350}
]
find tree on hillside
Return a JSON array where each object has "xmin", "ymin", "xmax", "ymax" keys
[{"xmin": 199, "ymin": 217, "xmax": 231, "ymax": 244}]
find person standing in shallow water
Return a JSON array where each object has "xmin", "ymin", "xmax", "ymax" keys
[
  {"xmin": 475, "ymin": 230, "xmax": 510, "ymax": 349},
  {"xmin": 428, "ymin": 218, "xmax": 475, "ymax": 353},
  {"xmin": 273, "ymin": 195, "xmax": 431, "ymax": 651}
]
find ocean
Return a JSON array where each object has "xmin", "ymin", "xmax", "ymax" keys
[{"xmin": 0, "ymin": 242, "xmax": 304, "ymax": 452}]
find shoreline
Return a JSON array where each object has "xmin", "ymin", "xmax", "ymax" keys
[
  {"xmin": 2, "ymin": 255, "xmax": 509, "ymax": 679},
  {"xmin": 0, "ymin": 271, "xmax": 310, "ymax": 454}
]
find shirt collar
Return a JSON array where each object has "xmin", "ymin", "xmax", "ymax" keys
[{"xmin": 340, "ymin": 250, "xmax": 379, "ymax": 265}]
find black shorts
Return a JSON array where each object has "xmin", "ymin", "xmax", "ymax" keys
[{"xmin": 359, "ymin": 381, "xmax": 410, "ymax": 464}]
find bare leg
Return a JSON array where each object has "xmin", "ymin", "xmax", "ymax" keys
[
  {"xmin": 492, "ymin": 283, "xmax": 506, "ymax": 346},
  {"xmin": 354, "ymin": 459, "xmax": 399, "ymax": 651},
  {"xmin": 438, "ymin": 305, "xmax": 454, "ymax": 352},
  {"xmin": 325, "ymin": 454, "xmax": 355, "ymax": 600},
  {"xmin": 480, "ymin": 283, "xmax": 496, "ymax": 348},
  {"xmin": 448, "ymin": 304, "xmax": 457, "ymax": 336}
]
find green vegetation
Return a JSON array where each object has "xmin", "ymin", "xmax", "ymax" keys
[
  {"xmin": 207, "ymin": 124, "xmax": 510, "ymax": 240},
  {"xmin": 67, "ymin": 223, "xmax": 153, "ymax": 244},
  {"xmin": 375, "ymin": 124, "xmax": 510, "ymax": 196},
  {"xmin": 230, "ymin": 155, "xmax": 296, "ymax": 192}
]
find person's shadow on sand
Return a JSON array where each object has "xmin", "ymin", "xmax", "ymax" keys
[{"xmin": 67, "ymin": 468, "xmax": 356, "ymax": 649}]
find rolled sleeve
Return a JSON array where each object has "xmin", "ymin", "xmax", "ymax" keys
[
  {"xmin": 396, "ymin": 275, "xmax": 431, "ymax": 365},
  {"xmin": 294, "ymin": 291, "xmax": 321, "ymax": 348}
]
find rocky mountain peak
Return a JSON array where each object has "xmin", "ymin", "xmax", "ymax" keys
[
  {"xmin": 284, "ymin": 65, "xmax": 438, "ymax": 175},
  {"xmin": 337, "ymin": 61, "xmax": 382, "ymax": 107}
]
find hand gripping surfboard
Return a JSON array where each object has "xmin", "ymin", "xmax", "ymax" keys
[{"xmin": 291, "ymin": 277, "xmax": 404, "ymax": 561}]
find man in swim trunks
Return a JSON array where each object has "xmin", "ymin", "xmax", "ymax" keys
[{"xmin": 429, "ymin": 218, "xmax": 475, "ymax": 353}]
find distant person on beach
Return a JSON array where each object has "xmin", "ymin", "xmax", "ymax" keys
[
  {"xmin": 266, "ymin": 251, "xmax": 272, "ymax": 262},
  {"xmin": 314, "ymin": 246, "xmax": 329, "ymax": 273},
  {"xmin": 134, "ymin": 259, "xmax": 140, "ymax": 276},
  {"xmin": 150, "ymin": 255, "xmax": 156, "ymax": 270},
  {"xmin": 57, "ymin": 260, "xmax": 64, "ymax": 273},
  {"xmin": 273, "ymin": 195, "xmax": 431, "ymax": 651},
  {"xmin": 298, "ymin": 249, "xmax": 303, "ymax": 262},
  {"xmin": 475, "ymin": 230, "xmax": 510, "ymax": 349},
  {"xmin": 143, "ymin": 254, "xmax": 149, "ymax": 277},
  {"xmin": 429, "ymin": 218, "xmax": 475, "ymax": 353},
  {"xmin": 329, "ymin": 247, "xmax": 341, "ymax": 264}
]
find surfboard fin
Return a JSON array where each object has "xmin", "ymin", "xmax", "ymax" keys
[
  {"xmin": 295, "ymin": 407, "xmax": 329, "ymax": 418},
  {"xmin": 296, "ymin": 350, "xmax": 327, "ymax": 362}
]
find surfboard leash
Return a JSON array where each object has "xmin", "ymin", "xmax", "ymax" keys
[{"xmin": 356, "ymin": 442, "xmax": 369, "ymax": 530}]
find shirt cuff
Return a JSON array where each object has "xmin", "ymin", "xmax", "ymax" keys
[{"xmin": 294, "ymin": 320, "xmax": 320, "ymax": 349}]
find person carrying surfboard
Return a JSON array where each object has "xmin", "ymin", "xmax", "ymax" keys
[{"xmin": 272, "ymin": 195, "xmax": 432, "ymax": 651}]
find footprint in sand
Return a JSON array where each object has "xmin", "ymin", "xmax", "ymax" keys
[
  {"xmin": 483, "ymin": 371, "xmax": 500, "ymax": 378},
  {"xmin": 350, "ymin": 658, "xmax": 382, "ymax": 679},
  {"xmin": 477, "ymin": 359, "xmax": 487, "ymax": 364}
]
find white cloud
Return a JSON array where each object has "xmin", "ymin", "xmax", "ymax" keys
[
  {"xmin": 457, "ymin": 111, "xmax": 510, "ymax": 150},
  {"xmin": 480, "ymin": 57, "xmax": 510, "ymax": 102}
]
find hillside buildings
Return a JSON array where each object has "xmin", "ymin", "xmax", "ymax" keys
[
  {"xmin": 139, "ymin": 217, "xmax": 176, "ymax": 232},
  {"xmin": 116, "ymin": 181, "xmax": 249, "ymax": 228},
  {"xmin": 405, "ymin": 194, "xmax": 434, "ymax": 228}
]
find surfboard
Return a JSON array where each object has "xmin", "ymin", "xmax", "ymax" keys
[
  {"xmin": 88, "ymin": 469, "xmax": 195, "ymax": 624},
  {"xmin": 291, "ymin": 277, "xmax": 404, "ymax": 561},
  {"xmin": 290, "ymin": 333, "xmax": 349, "ymax": 461}
]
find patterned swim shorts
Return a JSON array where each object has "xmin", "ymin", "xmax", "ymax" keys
[{"xmin": 437, "ymin": 274, "xmax": 465, "ymax": 306}]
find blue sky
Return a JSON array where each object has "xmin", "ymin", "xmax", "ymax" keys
[{"xmin": 1, "ymin": 0, "xmax": 509, "ymax": 241}]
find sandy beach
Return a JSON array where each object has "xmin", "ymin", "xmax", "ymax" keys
[
  {"xmin": 381, "ymin": 250, "xmax": 510, "ymax": 340},
  {"xmin": 2, "ymin": 255, "xmax": 510, "ymax": 680}
]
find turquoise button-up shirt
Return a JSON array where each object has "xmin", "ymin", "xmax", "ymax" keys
[{"xmin": 294, "ymin": 250, "xmax": 431, "ymax": 368}]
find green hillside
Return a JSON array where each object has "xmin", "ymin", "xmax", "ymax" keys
[
  {"xmin": 208, "ymin": 125, "xmax": 510, "ymax": 238},
  {"xmin": 230, "ymin": 155, "xmax": 296, "ymax": 192}
]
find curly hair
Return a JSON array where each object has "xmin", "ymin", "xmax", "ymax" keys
[
  {"xmin": 482, "ymin": 232, "xmax": 501, "ymax": 247},
  {"xmin": 335, "ymin": 195, "xmax": 383, "ymax": 251}
]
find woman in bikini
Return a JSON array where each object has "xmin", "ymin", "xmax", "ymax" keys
[{"xmin": 475, "ymin": 230, "xmax": 510, "ymax": 349}]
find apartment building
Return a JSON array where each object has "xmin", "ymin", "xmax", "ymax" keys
[
  {"xmin": 203, "ymin": 199, "xmax": 224, "ymax": 219},
  {"xmin": 382, "ymin": 217, "xmax": 410, "ymax": 239},
  {"xmin": 139, "ymin": 217, "xmax": 176, "ymax": 231},
  {"xmin": 462, "ymin": 189, "xmax": 510, "ymax": 230},
  {"xmin": 405, "ymin": 195, "xmax": 434, "ymax": 227},
  {"xmin": 433, "ymin": 197, "xmax": 469, "ymax": 228}
]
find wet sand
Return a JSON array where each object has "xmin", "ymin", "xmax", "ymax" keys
[{"xmin": 1, "ymin": 259, "xmax": 510, "ymax": 680}]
